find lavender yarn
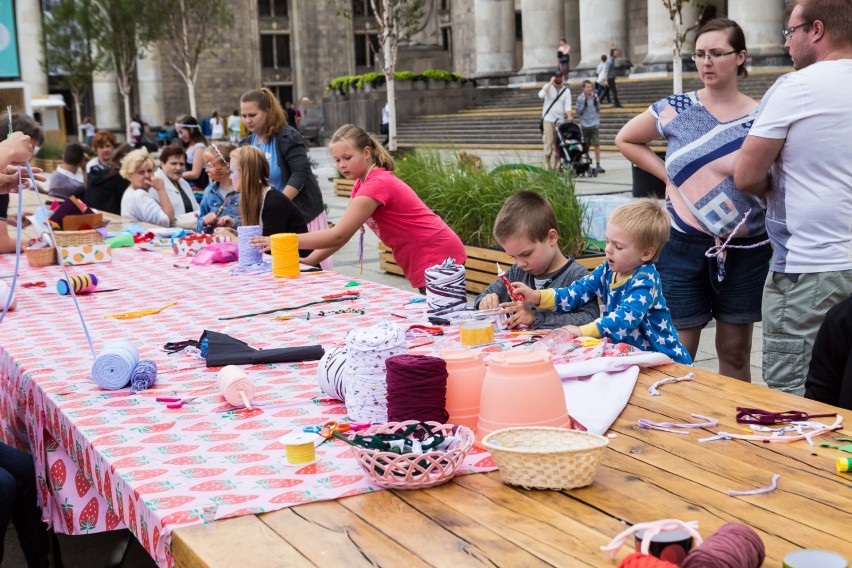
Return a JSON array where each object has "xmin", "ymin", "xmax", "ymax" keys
[
  {"xmin": 238, "ymin": 225, "xmax": 263, "ymax": 266},
  {"xmin": 130, "ymin": 359, "xmax": 158, "ymax": 393}
]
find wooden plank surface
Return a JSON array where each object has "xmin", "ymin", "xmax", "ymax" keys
[{"xmin": 172, "ymin": 364, "xmax": 852, "ymax": 566}]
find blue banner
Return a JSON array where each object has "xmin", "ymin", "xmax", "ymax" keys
[{"xmin": 0, "ymin": 1, "xmax": 20, "ymax": 78}]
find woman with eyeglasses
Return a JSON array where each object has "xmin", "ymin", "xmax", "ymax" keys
[
  {"xmin": 615, "ymin": 18, "xmax": 771, "ymax": 383},
  {"xmin": 197, "ymin": 142, "xmax": 241, "ymax": 234}
]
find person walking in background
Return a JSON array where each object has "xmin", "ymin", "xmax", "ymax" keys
[
  {"xmin": 380, "ymin": 102, "xmax": 390, "ymax": 146},
  {"xmin": 557, "ymin": 38, "xmax": 571, "ymax": 81},
  {"xmin": 538, "ymin": 75, "xmax": 572, "ymax": 172},
  {"xmin": 130, "ymin": 113, "xmax": 144, "ymax": 147},
  {"xmin": 210, "ymin": 111, "xmax": 225, "ymax": 141},
  {"xmin": 80, "ymin": 116, "xmax": 95, "ymax": 146},
  {"xmin": 606, "ymin": 48, "xmax": 624, "ymax": 108},
  {"xmin": 576, "ymin": 80, "xmax": 604, "ymax": 174},
  {"xmin": 735, "ymin": 0, "xmax": 852, "ymax": 395},
  {"xmin": 227, "ymin": 110, "xmax": 242, "ymax": 144},
  {"xmin": 596, "ymin": 55, "xmax": 611, "ymax": 103},
  {"xmin": 616, "ymin": 18, "xmax": 769, "ymax": 382}
]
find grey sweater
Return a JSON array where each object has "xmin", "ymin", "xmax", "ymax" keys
[{"xmin": 473, "ymin": 260, "xmax": 600, "ymax": 329}]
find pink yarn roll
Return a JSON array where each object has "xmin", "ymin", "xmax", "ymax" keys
[{"xmin": 217, "ymin": 365, "xmax": 256, "ymax": 407}]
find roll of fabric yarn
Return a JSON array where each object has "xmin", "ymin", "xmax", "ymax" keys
[
  {"xmin": 91, "ymin": 340, "xmax": 139, "ymax": 390},
  {"xmin": 57, "ymin": 273, "xmax": 98, "ymax": 296},
  {"xmin": 129, "ymin": 359, "xmax": 158, "ymax": 393},
  {"xmin": 425, "ymin": 257, "xmax": 467, "ymax": 314},
  {"xmin": 386, "ymin": 354, "xmax": 449, "ymax": 423},
  {"xmin": 217, "ymin": 365, "xmax": 256, "ymax": 407},
  {"xmin": 344, "ymin": 322, "xmax": 407, "ymax": 422},
  {"xmin": 681, "ymin": 523, "xmax": 764, "ymax": 568},
  {"xmin": 237, "ymin": 225, "xmax": 263, "ymax": 267},
  {"xmin": 317, "ymin": 345, "xmax": 349, "ymax": 402}
]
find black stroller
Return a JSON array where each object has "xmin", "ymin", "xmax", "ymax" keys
[{"xmin": 555, "ymin": 122, "xmax": 595, "ymax": 177}]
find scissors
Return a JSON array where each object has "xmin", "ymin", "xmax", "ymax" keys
[{"xmin": 156, "ymin": 396, "xmax": 200, "ymax": 409}]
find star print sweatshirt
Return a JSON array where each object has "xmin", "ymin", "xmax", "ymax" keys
[{"xmin": 538, "ymin": 262, "xmax": 692, "ymax": 364}]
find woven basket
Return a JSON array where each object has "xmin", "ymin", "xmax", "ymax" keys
[
  {"xmin": 24, "ymin": 246, "xmax": 57, "ymax": 267},
  {"xmin": 482, "ymin": 427, "xmax": 609, "ymax": 490},
  {"xmin": 351, "ymin": 421, "xmax": 475, "ymax": 489},
  {"xmin": 52, "ymin": 230, "xmax": 104, "ymax": 247}
]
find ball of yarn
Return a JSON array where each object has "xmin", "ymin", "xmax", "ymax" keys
[
  {"xmin": 317, "ymin": 346, "xmax": 348, "ymax": 401},
  {"xmin": 217, "ymin": 365, "xmax": 256, "ymax": 407},
  {"xmin": 425, "ymin": 258, "xmax": 467, "ymax": 314},
  {"xmin": 237, "ymin": 225, "xmax": 263, "ymax": 267},
  {"xmin": 344, "ymin": 322, "xmax": 407, "ymax": 422},
  {"xmin": 130, "ymin": 359, "xmax": 158, "ymax": 393},
  {"xmin": 618, "ymin": 552, "xmax": 678, "ymax": 568},
  {"xmin": 681, "ymin": 523, "xmax": 764, "ymax": 568},
  {"xmin": 91, "ymin": 340, "xmax": 139, "ymax": 390},
  {"xmin": 386, "ymin": 354, "xmax": 449, "ymax": 423}
]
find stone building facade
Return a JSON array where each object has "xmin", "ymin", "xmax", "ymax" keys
[{"xmin": 13, "ymin": 0, "xmax": 788, "ymax": 134}]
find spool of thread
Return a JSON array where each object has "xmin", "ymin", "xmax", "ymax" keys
[
  {"xmin": 386, "ymin": 354, "xmax": 449, "ymax": 423},
  {"xmin": 425, "ymin": 257, "xmax": 467, "ymax": 314},
  {"xmin": 91, "ymin": 340, "xmax": 139, "ymax": 390},
  {"xmin": 57, "ymin": 273, "xmax": 98, "ymax": 296},
  {"xmin": 635, "ymin": 528, "xmax": 694, "ymax": 566},
  {"xmin": 129, "ymin": 359, "xmax": 158, "ymax": 393},
  {"xmin": 837, "ymin": 457, "xmax": 852, "ymax": 473},
  {"xmin": 681, "ymin": 523, "xmax": 764, "ymax": 568},
  {"xmin": 271, "ymin": 233, "xmax": 300, "ymax": 278},
  {"xmin": 217, "ymin": 365, "xmax": 256, "ymax": 407},
  {"xmin": 237, "ymin": 225, "xmax": 263, "ymax": 266},
  {"xmin": 279, "ymin": 432, "xmax": 319, "ymax": 466},
  {"xmin": 783, "ymin": 550, "xmax": 848, "ymax": 568},
  {"xmin": 459, "ymin": 320, "xmax": 495, "ymax": 347},
  {"xmin": 316, "ymin": 345, "xmax": 349, "ymax": 401}
]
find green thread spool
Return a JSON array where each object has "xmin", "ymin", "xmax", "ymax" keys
[
  {"xmin": 837, "ymin": 457, "xmax": 852, "ymax": 473},
  {"xmin": 783, "ymin": 550, "xmax": 848, "ymax": 568}
]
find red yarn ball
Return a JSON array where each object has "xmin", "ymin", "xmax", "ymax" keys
[{"xmin": 618, "ymin": 552, "xmax": 679, "ymax": 568}]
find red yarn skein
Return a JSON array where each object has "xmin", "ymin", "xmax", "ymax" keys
[
  {"xmin": 386, "ymin": 354, "xmax": 449, "ymax": 423},
  {"xmin": 618, "ymin": 552, "xmax": 679, "ymax": 568},
  {"xmin": 681, "ymin": 523, "xmax": 765, "ymax": 568}
]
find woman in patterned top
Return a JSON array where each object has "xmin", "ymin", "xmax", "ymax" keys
[{"xmin": 615, "ymin": 18, "xmax": 771, "ymax": 382}]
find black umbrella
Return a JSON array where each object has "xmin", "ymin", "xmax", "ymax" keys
[{"xmin": 203, "ymin": 330, "xmax": 325, "ymax": 368}]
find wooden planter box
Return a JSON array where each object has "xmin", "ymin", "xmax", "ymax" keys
[
  {"xmin": 332, "ymin": 178, "xmax": 355, "ymax": 197},
  {"xmin": 33, "ymin": 157, "xmax": 62, "ymax": 173},
  {"xmin": 379, "ymin": 243, "xmax": 605, "ymax": 294}
]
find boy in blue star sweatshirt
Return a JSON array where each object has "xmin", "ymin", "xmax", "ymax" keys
[{"xmin": 513, "ymin": 199, "xmax": 692, "ymax": 364}]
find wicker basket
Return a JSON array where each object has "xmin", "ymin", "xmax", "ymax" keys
[
  {"xmin": 482, "ymin": 427, "xmax": 609, "ymax": 490},
  {"xmin": 24, "ymin": 246, "xmax": 57, "ymax": 267},
  {"xmin": 52, "ymin": 230, "xmax": 104, "ymax": 247},
  {"xmin": 351, "ymin": 421, "xmax": 475, "ymax": 489}
]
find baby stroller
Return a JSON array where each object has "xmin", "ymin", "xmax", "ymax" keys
[{"xmin": 555, "ymin": 122, "xmax": 595, "ymax": 177}]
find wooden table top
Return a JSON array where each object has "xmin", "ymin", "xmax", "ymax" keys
[{"xmin": 171, "ymin": 364, "xmax": 852, "ymax": 567}]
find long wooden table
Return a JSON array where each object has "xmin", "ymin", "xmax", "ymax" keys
[{"xmin": 172, "ymin": 364, "xmax": 852, "ymax": 567}]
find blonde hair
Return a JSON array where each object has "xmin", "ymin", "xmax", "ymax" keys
[
  {"xmin": 120, "ymin": 148, "xmax": 155, "ymax": 180},
  {"xmin": 206, "ymin": 142, "xmax": 236, "ymax": 166},
  {"xmin": 608, "ymin": 199, "xmax": 670, "ymax": 262},
  {"xmin": 240, "ymin": 88, "xmax": 287, "ymax": 142},
  {"xmin": 232, "ymin": 146, "xmax": 270, "ymax": 226},
  {"xmin": 330, "ymin": 124, "xmax": 395, "ymax": 171}
]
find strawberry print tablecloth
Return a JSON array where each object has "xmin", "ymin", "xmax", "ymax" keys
[{"xmin": 0, "ymin": 248, "xmax": 498, "ymax": 567}]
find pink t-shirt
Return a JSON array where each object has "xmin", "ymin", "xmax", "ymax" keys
[{"xmin": 352, "ymin": 168, "xmax": 466, "ymax": 288}]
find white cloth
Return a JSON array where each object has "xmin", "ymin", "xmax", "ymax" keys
[
  {"xmin": 227, "ymin": 115, "xmax": 241, "ymax": 134},
  {"xmin": 152, "ymin": 170, "xmax": 199, "ymax": 216},
  {"xmin": 85, "ymin": 157, "xmax": 106, "ymax": 174},
  {"xmin": 0, "ymin": 280, "xmax": 14, "ymax": 309},
  {"xmin": 556, "ymin": 351, "xmax": 673, "ymax": 435},
  {"xmin": 596, "ymin": 62, "xmax": 607, "ymax": 85},
  {"xmin": 748, "ymin": 61, "xmax": 852, "ymax": 274},
  {"xmin": 538, "ymin": 85, "xmax": 571, "ymax": 123},
  {"xmin": 121, "ymin": 187, "xmax": 171, "ymax": 227}
]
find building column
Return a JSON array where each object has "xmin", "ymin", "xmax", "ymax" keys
[
  {"xmin": 91, "ymin": 68, "xmax": 122, "ymax": 133},
  {"xmin": 564, "ymin": 0, "xmax": 581, "ymax": 72},
  {"xmin": 136, "ymin": 46, "xmax": 165, "ymax": 126},
  {"xmin": 638, "ymin": 0, "xmax": 701, "ymax": 72},
  {"xmin": 520, "ymin": 0, "xmax": 563, "ymax": 74},
  {"xmin": 14, "ymin": 0, "xmax": 47, "ymax": 97},
  {"xmin": 728, "ymin": 0, "xmax": 788, "ymax": 66},
  {"xmin": 473, "ymin": 0, "xmax": 515, "ymax": 76},
  {"xmin": 577, "ymin": 0, "xmax": 627, "ymax": 71}
]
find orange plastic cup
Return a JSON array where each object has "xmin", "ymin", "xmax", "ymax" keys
[
  {"xmin": 440, "ymin": 349, "xmax": 487, "ymax": 430},
  {"xmin": 476, "ymin": 351, "xmax": 570, "ymax": 442}
]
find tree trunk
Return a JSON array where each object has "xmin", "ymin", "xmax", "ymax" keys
[
  {"xmin": 187, "ymin": 78, "xmax": 197, "ymax": 118},
  {"xmin": 673, "ymin": 49, "xmax": 683, "ymax": 94},
  {"xmin": 72, "ymin": 93, "xmax": 84, "ymax": 142},
  {"xmin": 387, "ymin": 78, "xmax": 397, "ymax": 152},
  {"xmin": 122, "ymin": 91, "xmax": 132, "ymax": 143}
]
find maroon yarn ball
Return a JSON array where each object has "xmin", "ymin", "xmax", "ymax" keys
[
  {"xmin": 385, "ymin": 354, "xmax": 449, "ymax": 423},
  {"xmin": 681, "ymin": 523, "xmax": 765, "ymax": 568}
]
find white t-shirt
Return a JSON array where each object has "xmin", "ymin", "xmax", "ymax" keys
[
  {"xmin": 596, "ymin": 62, "xmax": 607, "ymax": 84},
  {"xmin": 748, "ymin": 60, "xmax": 852, "ymax": 274},
  {"xmin": 227, "ymin": 115, "xmax": 241, "ymax": 133},
  {"xmin": 210, "ymin": 117, "xmax": 224, "ymax": 139},
  {"xmin": 538, "ymin": 85, "xmax": 571, "ymax": 123},
  {"xmin": 152, "ymin": 169, "xmax": 199, "ymax": 216},
  {"xmin": 121, "ymin": 187, "xmax": 171, "ymax": 227}
]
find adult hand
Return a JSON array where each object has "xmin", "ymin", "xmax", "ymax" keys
[
  {"xmin": 499, "ymin": 301, "xmax": 535, "ymax": 329},
  {"xmin": 1, "ymin": 132, "xmax": 34, "ymax": 165},
  {"xmin": 510, "ymin": 282, "xmax": 541, "ymax": 305},
  {"xmin": 150, "ymin": 176, "xmax": 166, "ymax": 193},
  {"xmin": 0, "ymin": 165, "xmax": 45, "ymax": 194},
  {"xmin": 249, "ymin": 235, "xmax": 271, "ymax": 253},
  {"xmin": 478, "ymin": 293, "xmax": 500, "ymax": 310},
  {"xmin": 217, "ymin": 215, "xmax": 234, "ymax": 228}
]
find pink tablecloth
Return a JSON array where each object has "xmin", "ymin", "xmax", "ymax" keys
[{"xmin": 0, "ymin": 248, "xmax": 496, "ymax": 567}]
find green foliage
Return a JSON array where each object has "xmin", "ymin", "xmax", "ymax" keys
[
  {"xmin": 393, "ymin": 70, "xmax": 417, "ymax": 81},
  {"xmin": 420, "ymin": 69, "xmax": 464, "ymax": 82},
  {"xmin": 35, "ymin": 142, "xmax": 64, "ymax": 160},
  {"xmin": 356, "ymin": 72, "xmax": 385, "ymax": 90},
  {"xmin": 394, "ymin": 151, "xmax": 584, "ymax": 255},
  {"xmin": 40, "ymin": 0, "xmax": 107, "ymax": 99},
  {"xmin": 329, "ymin": 70, "xmax": 466, "ymax": 93}
]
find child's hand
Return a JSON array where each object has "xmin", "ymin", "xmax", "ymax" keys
[
  {"xmin": 561, "ymin": 325, "xmax": 582, "ymax": 338},
  {"xmin": 217, "ymin": 215, "xmax": 234, "ymax": 228},
  {"xmin": 500, "ymin": 301, "xmax": 535, "ymax": 329},
  {"xmin": 510, "ymin": 282, "xmax": 541, "ymax": 305},
  {"xmin": 201, "ymin": 212, "xmax": 217, "ymax": 227},
  {"xmin": 478, "ymin": 293, "xmax": 500, "ymax": 310},
  {"xmin": 250, "ymin": 235, "xmax": 271, "ymax": 253}
]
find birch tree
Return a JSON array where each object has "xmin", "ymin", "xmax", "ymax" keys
[
  {"xmin": 152, "ymin": 0, "xmax": 234, "ymax": 118},
  {"xmin": 368, "ymin": 0, "xmax": 425, "ymax": 151},
  {"xmin": 661, "ymin": 0, "xmax": 705, "ymax": 94}
]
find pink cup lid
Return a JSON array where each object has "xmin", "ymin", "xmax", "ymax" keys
[{"xmin": 486, "ymin": 350, "xmax": 552, "ymax": 367}]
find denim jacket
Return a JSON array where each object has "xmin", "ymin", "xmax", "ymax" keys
[{"xmin": 196, "ymin": 182, "xmax": 241, "ymax": 233}]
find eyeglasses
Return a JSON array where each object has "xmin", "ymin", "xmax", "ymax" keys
[
  {"xmin": 782, "ymin": 22, "xmax": 811, "ymax": 41},
  {"xmin": 204, "ymin": 162, "xmax": 224, "ymax": 170},
  {"xmin": 691, "ymin": 51, "xmax": 736, "ymax": 62}
]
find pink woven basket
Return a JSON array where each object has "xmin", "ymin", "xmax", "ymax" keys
[{"xmin": 351, "ymin": 421, "xmax": 475, "ymax": 489}]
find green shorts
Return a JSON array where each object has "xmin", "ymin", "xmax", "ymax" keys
[{"xmin": 582, "ymin": 126, "xmax": 599, "ymax": 147}]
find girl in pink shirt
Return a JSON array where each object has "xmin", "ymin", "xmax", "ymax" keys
[{"xmin": 274, "ymin": 124, "xmax": 465, "ymax": 290}]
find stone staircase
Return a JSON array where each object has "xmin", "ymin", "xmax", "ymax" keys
[{"xmin": 396, "ymin": 70, "xmax": 790, "ymax": 150}]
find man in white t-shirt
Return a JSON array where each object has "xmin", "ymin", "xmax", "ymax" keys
[
  {"xmin": 735, "ymin": 0, "xmax": 852, "ymax": 395},
  {"xmin": 538, "ymin": 75, "xmax": 572, "ymax": 172}
]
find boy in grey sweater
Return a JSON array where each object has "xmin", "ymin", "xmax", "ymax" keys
[{"xmin": 576, "ymin": 80, "xmax": 604, "ymax": 173}]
